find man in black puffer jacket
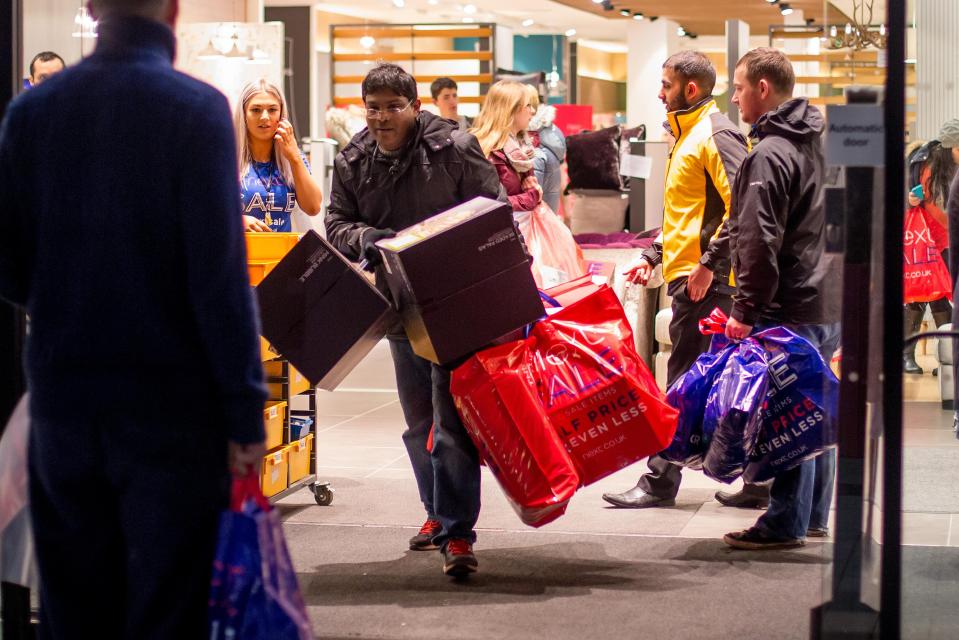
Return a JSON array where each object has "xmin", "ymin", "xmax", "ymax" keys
[
  {"xmin": 326, "ymin": 63, "xmax": 505, "ymax": 577},
  {"xmin": 721, "ymin": 48, "xmax": 841, "ymax": 550}
]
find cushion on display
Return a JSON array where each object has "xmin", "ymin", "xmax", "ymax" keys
[
  {"xmin": 937, "ymin": 323, "xmax": 953, "ymax": 366},
  {"xmin": 655, "ymin": 308, "xmax": 672, "ymax": 346},
  {"xmin": 654, "ymin": 351, "xmax": 670, "ymax": 391},
  {"xmin": 566, "ymin": 125, "xmax": 624, "ymax": 190},
  {"xmin": 568, "ymin": 189, "xmax": 629, "ymax": 235}
]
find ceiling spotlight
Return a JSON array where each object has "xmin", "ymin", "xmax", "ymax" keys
[
  {"xmin": 600, "ymin": 0, "xmax": 614, "ymax": 10},
  {"xmin": 620, "ymin": 8, "xmax": 630, "ymax": 16},
  {"xmin": 765, "ymin": 0, "xmax": 779, "ymax": 4},
  {"xmin": 677, "ymin": 26, "xmax": 686, "ymax": 36},
  {"xmin": 687, "ymin": 32, "xmax": 698, "ymax": 39},
  {"xmin": 360, "ymin": 35, "xmax": 375, "ymax": 48},
  {"xmin": 780, "ymin": 3, "xmax": 793, "ymax": 15},
  {"xmin": 649, "ymin": 15, "xmax": 659, "ymax": 21},
  {"xmin": 463, "ymin": 3, "xmax": 477, "ymax": 14},
  {"xmin": 632, "ymin": 12, "xmax": 644, "ymax": 20},
  {"xmin": 392, "ymin": 0, "xmax": 405, "ymax": 7},
  {"xmin": 565, "ymin": 28, "xmax": 577, "ymax": 37},
  {"xmin": 591, "ymin": 0, "xmax": 603, "ymax": 4},
  {"xmin": 522, "ymin": 18, "xmax": 535, "ymax": 26}
]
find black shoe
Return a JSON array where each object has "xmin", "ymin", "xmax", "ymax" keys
[
  {"xmin": 442, "ymin": 539, "xmax": 478, "ymax": 577},
  {"xmin": 409, "ymin": 518, "xmax": 442, "ymax": 551},
  {"xmin": 724, "ymin": 527, "xmax": 805, "ymax": 550},
  {"xmin": 714, "ymin": 487, "xmax": 770, "ymax": 510},
  {"xmin": 806, "ymin": 527, "xmax": 829, "ymax": 538},
  {"xmin": 602, "ymin": 486, "xmax": 676, "ymax": 508},
  {"xmin": 903, "ymin": 354, "xmax": 923, "ymax": 375}
]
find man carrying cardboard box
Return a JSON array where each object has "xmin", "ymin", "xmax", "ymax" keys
[{"xmin": 326, "ymin": 63, "xmax": 506, "ymax": 577}]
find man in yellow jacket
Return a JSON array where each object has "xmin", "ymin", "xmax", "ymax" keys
[{"xmin": 603, "ymin": 51, "xmax": 768, "ymax": 509}]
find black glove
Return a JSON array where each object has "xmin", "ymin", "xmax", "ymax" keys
[{"xmin": 360, "ymin": 228, "xmax": 395, "ymax": 272}]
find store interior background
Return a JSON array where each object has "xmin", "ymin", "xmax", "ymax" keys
[{"xmin": 17, "ymin": 1, "xmax": 959, "ymax": 638}]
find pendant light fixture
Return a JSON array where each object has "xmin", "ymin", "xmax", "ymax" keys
[{"xmin": 72, "ymin": 6, "xmax": 98, "ymax": 39}]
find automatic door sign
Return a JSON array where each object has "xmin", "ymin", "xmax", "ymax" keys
[{"xmin": 826, "ymin": 105, "xmax": 885, "ymax": 167}]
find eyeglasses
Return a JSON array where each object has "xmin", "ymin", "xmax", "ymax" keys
[{"xmin": 365, "ymin": 102, "xmax": 413, "ymax": 119}]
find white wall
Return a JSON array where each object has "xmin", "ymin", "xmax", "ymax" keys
[{"xmin": 626, "ymin": 18, "xmax": 680, "ymax": 138}]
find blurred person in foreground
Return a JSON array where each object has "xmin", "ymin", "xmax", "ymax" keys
[{"xmin": 0, "ymin": 0, "xmax": 267, "ymax": 635}]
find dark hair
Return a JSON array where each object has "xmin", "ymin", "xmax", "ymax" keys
[
  {"xmin": 736, "ymin": 47, "xmax": 795, "ymax": 96},
  {"xmin": 927, "ymin": 141, "xmax": 958, "ymax": 206},
  {"xmin": 362, "ymin": 63, "xmax": 418, "ymax": 103},
  {"xmin": 90, "ymin": 0, "xmax": 166, "ymax": 16},
  {"xmin": 29, "ymin": 51, "xmax": 65, "ymax": 77},
  {"xmin": 662, "ymin": 51, "xmax": 716, "ymax": 97},
  {"xmin": 430, "ymin": 77, "xmax": 458, "ymax": 100}
]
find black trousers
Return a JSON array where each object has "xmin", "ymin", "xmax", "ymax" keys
[
  {"xmin": 637, "ymin": 279, "xmax": 734, "ymax": 499},
  {"xmin": 29, "ymin": 409, "xmax": 229, "ymax": 639}
]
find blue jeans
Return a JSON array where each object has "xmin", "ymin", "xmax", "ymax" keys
[
  {"xmin": 389, "ymin": 339, "xmax": 481, "ymax": 545},
  {"xmin": 754, "ymin": 322, "xmax": 841, "ymax": 540}
]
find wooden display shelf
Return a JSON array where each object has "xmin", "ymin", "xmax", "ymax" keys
[
  {"xmin": 333, "ymin": 51, "xmax": 493, "ymax": 62},
  {"xmin": 334, "ymin": 73, "xmax": 493, "ymax": 85},
  {"xmin": 795, "ymin": 72, "xmax": 915, "ymax": 86},
  {"xmin": 333, "ymin": 27, "xmax": 492, "ymax": 39},
  {"xmin": 788, "ymin": 51, "xmax": 880, "ymax": 63}
]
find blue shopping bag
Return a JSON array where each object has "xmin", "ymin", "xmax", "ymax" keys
[
  {"xmin": 660, "ymin": 340, "xmax": 736, "ymax": 468},
  {"xmin": 741, "ymin": 327, "xmax": 839, "ymax": 483},
  {"xmin": 701, "ymin": 337, "xmax": 769, "ymax": 483},
  {"xmin": 208, "ymin": 474, "xmax": 312, "ymax": 640}
]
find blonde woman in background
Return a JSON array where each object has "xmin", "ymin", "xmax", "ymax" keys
[
  {"xmin": 471, "ymin": 80, "xmax": 542, "ymax": 217},
  {"xmin": 524, "ymin": 84, "xmax": 567, "ymax": 214},
  {"xmin": 473, "ymin": 80, "xmax": 585, "ymax": 288},
  {"xmin": 235, "ymin": 79, "xmax": 323, "ymax": 232}
]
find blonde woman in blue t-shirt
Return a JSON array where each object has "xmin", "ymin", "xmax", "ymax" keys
[{"xmin": 235, "ymin": 79, "xmax": 322, "ymax": 232}]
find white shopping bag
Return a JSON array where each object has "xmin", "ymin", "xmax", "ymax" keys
[{"xmin": 0, "ymin": 394, "xmax": 37, "ymax": 588}]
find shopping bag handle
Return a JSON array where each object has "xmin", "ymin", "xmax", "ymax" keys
[
  {"xmin": 699, "ymin": 307, "xmax": 729, "ymax": 335},
  {"xmin": 538, "ymin": 291, "xmax": 561, "ymax": 308},
  {"xmin": 230, "ymin": 472, "xmax": 271, "ymax": 512}
]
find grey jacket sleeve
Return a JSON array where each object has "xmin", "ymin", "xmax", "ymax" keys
[
  {"xmin": 325, "ymin": 158, "xmax": 370, "ymax": 261},
  {"xmin": 701, "ymin": 128, "xmax": 749, "ymax": 271}
]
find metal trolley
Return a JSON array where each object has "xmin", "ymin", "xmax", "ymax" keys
[{"xmin": 264, "ymin": 358, "xmax": 333, "ymax": 506}]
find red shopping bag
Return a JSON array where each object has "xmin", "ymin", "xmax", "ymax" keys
[
  {"xmin": 904, "ymin": 206, "xmax": 952, "ymax": 303},
  {"xmin": 451, "ymin": 340, "xmax": 580, "ymax": 527},
  {"xmin": 522, "ymin": 203, "xmax": 588, "ymax": 289},
  {"xmin": 528, "ymin": 286, "xmax": 679, "ymax": 486}
]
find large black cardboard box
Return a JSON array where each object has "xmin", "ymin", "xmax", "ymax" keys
[
  {"xmin": 376, "ymin": 197, "xmax": 544, "ymax": 364},
  {"xmin": 256, "ymin": 231, "xmax": 395, "ymax": 391}
]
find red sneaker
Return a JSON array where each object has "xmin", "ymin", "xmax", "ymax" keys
[
  {"xmin": 442, "ymin": 538, "xmax": 478, "ymax": 577},
  {"xmin": 409, "ymin": 519, "xmax": 441, "ymax": 551}
]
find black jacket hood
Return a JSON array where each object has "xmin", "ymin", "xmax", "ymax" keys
[{"xmin": 754, "ymin": 97, "xmax": 824, "ymax": 142}]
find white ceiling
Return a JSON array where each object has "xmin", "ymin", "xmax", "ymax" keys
[{"xmin": 266, "ymin": 0, "xmax": 629, "ymax": 43}]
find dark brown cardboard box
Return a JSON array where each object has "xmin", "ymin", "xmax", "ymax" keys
[
  {"xmin": 255, "ymin": 231, "xmax": 395, "ymax": 391},
  {"xmin": 376, "ymin": 197, "xmax": 545, "ymax": 364}
]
